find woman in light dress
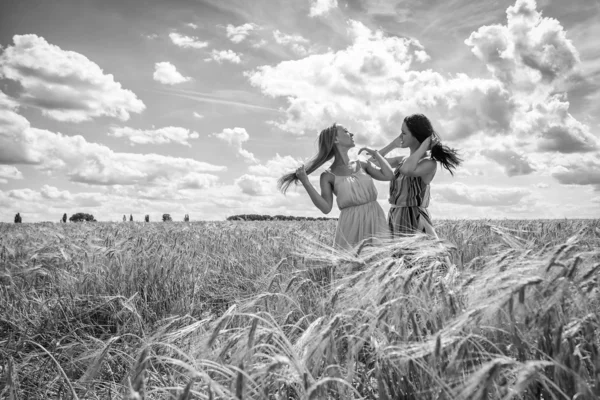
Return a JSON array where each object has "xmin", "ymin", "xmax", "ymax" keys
[
  {"xmin": 278, "ymin": 123, "xmax": 394, "ymax": 250},
  {"xmin": 373, "ymin": 114, "xmax": 462, "ymax": 238}
]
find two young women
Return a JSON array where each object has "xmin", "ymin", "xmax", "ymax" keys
[{"xmin": 278, "ymin": 114, "xmax": 461, "ymax": 250}]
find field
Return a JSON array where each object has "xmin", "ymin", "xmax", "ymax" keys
[{"xmin": 1, "ymin": 219, "xmax": 599, "ymax": 399}]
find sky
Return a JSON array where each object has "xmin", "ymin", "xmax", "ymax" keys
[{"xmin": 0, "ymin": 0, "xmax": 599, "ymax": 222}]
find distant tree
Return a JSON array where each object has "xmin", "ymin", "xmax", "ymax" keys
[
  {"xmin": 69, "ymin": 213, "xmax": 96, "ymax": 222},
  {"xmin": 14, "ymin": 213, "xmax": 22, "ymax": 223},
  {"xmin": 62, "ymin": 213, "xmax": 67, "ymax": 223},
  {"xmin": 130, "ymin": 214, "xmax": 133, "ymax": 222},
  {"xmin": 162, "ymin": 213, "xmax": 172, "ymax": 222},
  {"xmin": 123, "ymin": 215, "xmax": 126, "ymax": 222},
  {"xmin": 144, "ymin": 215, "xmax": 149, "ymax": 222},
  {"xmin": 184, "ymin": 214, "xmax": 190, "ymax": 222}
]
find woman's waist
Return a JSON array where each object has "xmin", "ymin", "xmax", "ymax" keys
[
  {"xmin": 389, "ymin": 203, "xmax": 429, "ymax": 209},
  {"xmin": 339, "ymin": 199, "xmax": 380, "ymax": 210},
  {"xmin": 389, "ymin": 197, "xmax": 429, "ymax": 208}
]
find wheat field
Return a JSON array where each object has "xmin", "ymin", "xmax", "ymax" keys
[{"xmin": 1, "ymin": 219, "xmax": 599, "ymax": 399}]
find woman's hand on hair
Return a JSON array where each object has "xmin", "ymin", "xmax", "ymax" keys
[
  {"xmin": 420, "ymin": 136, "xmax": 432, "ymax": 151},
  {"xmin": 296, "ymin": 165, "xmax": 309, "ymax": 184}
]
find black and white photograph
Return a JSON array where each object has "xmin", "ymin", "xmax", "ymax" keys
[{"xmin": 1, "ymin": 0, "xmax": 599, "ymax": 398}]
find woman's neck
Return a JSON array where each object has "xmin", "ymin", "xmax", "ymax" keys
[{"xmin": 332, "ymin": 147, "xmax": 351, "ymax": 167}]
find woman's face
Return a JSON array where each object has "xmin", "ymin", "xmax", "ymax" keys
[
  {"xmin": 399, "ymin": 121, "xmax": 418, "ymax": 148},
  {"xmin": 335, "ymin": 125, "xmax": 355, "ymax": 148}
]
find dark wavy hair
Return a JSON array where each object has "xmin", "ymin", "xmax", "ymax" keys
[
  {"xmin": 278, "ymin": 123, "xmax": 338, "ymax": 194},
  {"xmin": 404, "ymin": 114, "xmax": 462, "ymax": 175}
]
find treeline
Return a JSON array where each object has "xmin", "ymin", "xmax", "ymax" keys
[
  {"xmin": 13, "ymin": 212, "xmax": 97, "ymax": 223},
  {"xmin": 226, "ymin": 214, "xmax": 338, "ymax": 221},
  {"xmin": 12, "ymin": 213, "xmax": 191, "ymax": 223},
  {"xmin": 13, "ymin": 212, "xmax": 335, "ymax": 223}
]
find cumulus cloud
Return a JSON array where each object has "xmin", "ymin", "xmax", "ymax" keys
[
  {"xmin": 273, "ymin": 30, "xmax": 310, "ymax": 56},
  {"xmin": 169, "ymin": 32, "xmax": 208, "ymax": 49},
  {"xmin": 0, "ymin": 96, "xmax": 226, "ymax": 186},
  {"xmin": 550, "ymin": 155, "xmax": 600, "ymax": 190},
  {"xmin": 309, "ymin": 0, "xmax": 338, "ymax": 17},
  {"xmin": 153, "ymin": 62, "xmax": 191, "ymax": 85},
  {"xmin": 480, "ymin": 148, "xmax": 536, "ymax": 176},
  {"xmin": 235, "ymin": 174, "xmax": 273, "ymax": 196},
  {"xmin": 0, "ymin": 34, "xmax": 145, "ymax": 122},
  {"xmin": 246, "ymin": 1, "xmax": 598, "ymax": 163},
  {"xmin": 193, "ymin": 112, "xmax": 204, "ymax": 119},
  {"xmin": 465, "ymin": 0, "xmax": 579, "ymax": 93},
  {"xmin": 109, "ymin": 126, "xmax": 200, "ymax": 146},
  {"xmin": 248, "ymin": 153, "xmax": 302, "ymax": 177},
  {"xmin": 40, "ymin": 184, "xmax": 72, "ymax": 201},
  {"xmin": 465, "ymin": 0, "xmax": 598, "ymax": 153},
  {"xmin": 226, "ymin": 23, "xmax": 258, "ymax": 43},
  {"xmin": 247, "ymin": 20, "xmax": 498, "ymax": 139},
  {"xmin": 0, "ymin": 165, "xmax": 23, "ymax": 183},
  {"xmin": 204, "ymin": 49, "xmax": 242, "ymax": 64},
  {"xmin": 177, "ymin": 172, "xmax": 220, "ymax": 190},
  {"xmin": 516, "ymin": 95, "xmax": 599, "ymax": 153},
  {"xmin": 436, "ymin": 183, "xmax": 531, "ymax": 206},
  {"xmin": 186, "ymin": 23, "xmax": 198, "ymax": 29},
  {"xmin": 212, "ymin": 127, "xmax": 258, "ymax": 163}
]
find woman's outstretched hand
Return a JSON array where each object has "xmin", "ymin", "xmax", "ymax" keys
[{"xmin": 358, "ymin": 147, "xmax": 380, "ymax": 158}]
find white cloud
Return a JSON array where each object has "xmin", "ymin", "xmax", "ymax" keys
[
  {"xmin": 226, "ymin": 23, "xmax": 258, "ymax": 43},
  {"xmin": 309, "ymin": 0, "xmax": 338, "ymax": 17},
  {"xmin": 465, "ymin": 0, "xmax": 579, "ymax": 94},
  {"xmin": 246, "ymin": 2, "xmax": 598, "ymax": 161},
  {"xmin": 247, "ymin": 21, "xmax": 487, "ymax": 139},
  {"xmin": 480, "ymin": 147, "xmax": 536, "ymax": 176},
  {"xmin": 177, "ymin": 172, "xmax": 220, "ymax": 190},
  {"xmin": 252, "ymin": 39, "xmax": 268, "ymax": 49},
  {"xmin": 212, "ymin": 127, "xmax": 258, "ymax": 163},
  {"xmin": 186, "ymin": 23, "xmax": 198, "ymax": 29},
  {"xmin": 40, "ymin": 184, "xmax": 72, "ymax": 201},
  {"xmin": 534, "ymin": 183, "xmax": 549, "ymax": 188},
  {"xmin": 273, "ymin": 30, "xmax": 310, "ymax": 56},
  {"xmin": 0, "ymin": 34, "xmax": 145, "ymax": 122},
  {"xmin": 436, "ymin": 183, "xmax": 531, "ymax": 206},
  {"xmin": 235, "ymin": 174, "xmax": 273, "ymax": 196},
  {"xmin": 248, "ymin": 154, "xmax": 302, "ymax": 177},
  {"xmin": 169, "ymin": 32, "xmax": 208, "ymax": 49},
  {"xmin": 0, "ymin": 97, "xmax": 226, "ymax": 186},
  {"xmin": 465, "ymin": 0, "xmax": 598, "ymax": 153},
  {"xmin": 0, "ymin": 165, "xmax": 23, "ymax": 184},
  {"xmin": 109, "ymin": 126, "xmax": 200, "ymax": 146},
  {"xmin": 193, "ymin": 112, "xmax": 204, "ymax": 119},
  {"xmin": 550, "ymin": 154, "xmax": 600, "ymax": 190},
  {"xmin": 204, "ymin": 49, "xmax": 241, "ymax": 64},
  {"xmin": 153, "ymin": 62, "xmax": 191, "ymax": 85}
]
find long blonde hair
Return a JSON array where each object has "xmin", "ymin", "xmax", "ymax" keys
[{"xmin": 278, "ymin": 123, "xmax": 338, "ymax": 194}]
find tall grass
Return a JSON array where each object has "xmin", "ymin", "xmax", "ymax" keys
[{"xmin": 1, "ymin": 219, "xmax": 599, "ymax": 399}]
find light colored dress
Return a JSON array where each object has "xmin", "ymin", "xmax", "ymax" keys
[
  {"xmin": 388, "ymin": 160, "xmax": 438, "ymax": 237},
  {"xmin": 328, "ymin": 161, "xmax": 388, "ymax": 250}
]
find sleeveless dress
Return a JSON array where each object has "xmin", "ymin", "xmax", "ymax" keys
[
  {"xmin": 388, "ymin": 160, "xmax": 438, "ymax": 237},
  {"xmin": 328, "ymin": 161, "xmax": 388, "ymax": 250}
]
